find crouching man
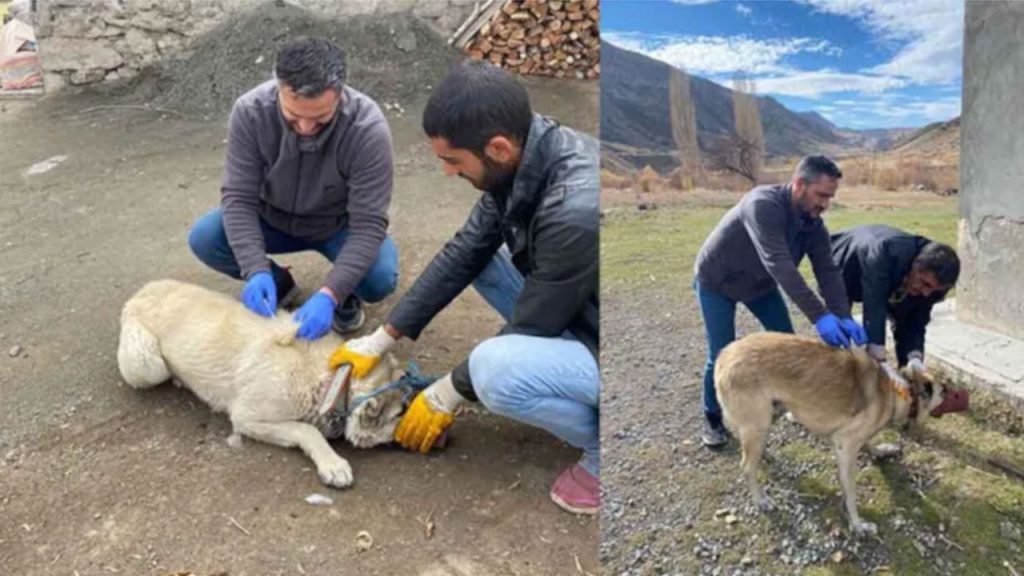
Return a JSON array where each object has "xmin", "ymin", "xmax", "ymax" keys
[
  {"xmin": 330, "ymin": 61, "xmax": 601, "ymax": 514},
  {"xmin": 831, "ymin": 224, "xmax": 960, "ymax": 389}
]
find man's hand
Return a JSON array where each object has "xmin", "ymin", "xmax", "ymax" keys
[
  {"xmin": 328, "ymin": 325, "xmax": 397, "ymax": 377},
  {"xmin": 394, "ymin": 373, "xmax": 463, "ymax": 453},
  {"xmin": 839, "ymin": 317, "xmax": 868, "ymax": 346},
  {"xmin": 294, "ymin": 291, "xmax": 337, "ymax": 341},
  {"xmin": 242, "ymin": 271, "xmax": 277, "ymax": 318},
  {"xmin": 815, "ymin": 313, "xmax": 850, "ymax": 348},
  {"xmin": 867, "ymin": 343, "xmax": 887, "ymax": 362},
  {"xmin": 907, "ymin": 355, "xmax": 929, "ymax": 378}
]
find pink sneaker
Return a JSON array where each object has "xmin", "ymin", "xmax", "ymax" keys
[{"xmin": 550, "ymin": 464, "xmax": 600, "ymax": 515}]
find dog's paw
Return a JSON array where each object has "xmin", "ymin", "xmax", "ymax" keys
[
  {"xmin": 851, "ymin": 519, "xmax": 878, "ymax": 537},
  {"xmin": 317, "ymin": 457, "xmax": 354, "ymax": 489},
  {"xmin": 226, "ymin": 432, "xmax": 244, "ymax": 449},
  {"xmin": 870, "ymin": 443, "xmax": 902, "ymax": 460}
]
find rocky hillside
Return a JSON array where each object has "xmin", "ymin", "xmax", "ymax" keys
[{"xmin": 601, "ymin": 41, "xmax": 913, "ymax": 172}]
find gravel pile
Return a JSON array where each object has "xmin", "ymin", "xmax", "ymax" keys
[{"xmin": 126, "ymin": 2, "xmax": 459, "ymax": 118}]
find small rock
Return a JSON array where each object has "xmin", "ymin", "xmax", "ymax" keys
[
  {"xmin": 305, "ymin": 493, "xmax": 333, "ymax": 506},
  {"xmin": 740, "ymin": 555, "xmax": 754, "ymax": 566},
  {"xmin": 8, "ymin": 345, "xmax": 21, "ymax": 358},
  {"xmin": 355, "ymin": 530, "xmax": 374, "ymax": 552},
  {"xmin": 831, "ymin": 551, "xmax": 845, "ymax": 563},
  {"xmin": 724, "ymin": 514, "xmax": 738, "ymax": 525},
  {"xmin": 1001, "ymin": 520, "xmax": 1022, "ymax": 542}
]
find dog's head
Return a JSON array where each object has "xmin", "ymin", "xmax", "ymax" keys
[
  {"xmin": 892, "ymin": 365, "xmax": 947, "ymax": 426},
  {"xmin": 316, "ymin": 353, "xmax": 410, "ymax": 448}
]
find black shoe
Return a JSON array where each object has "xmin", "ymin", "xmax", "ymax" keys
[
  {"xmin": 701, "ymin": 419, "xmax": 729, "ymax": 449},
  {"xmin": 271, "ymin": 265, "xmax": 301, "ymax": 309},
  {"xmin": 331, "ymin": 294, "xmax": 365, "ymax": 335}
]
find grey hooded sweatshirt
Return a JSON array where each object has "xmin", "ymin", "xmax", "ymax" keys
[{"xmin": 221, "ymin": 80, "xmax": 394, "ymax": 299}]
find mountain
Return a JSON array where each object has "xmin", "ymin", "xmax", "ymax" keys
[
  {"xmin": 890, "ymin": 117, "xmax": 960, "ymax": 156},
  {"xmin": 600, "ymin": 41, "xmax": 915, "ymax": 172}
]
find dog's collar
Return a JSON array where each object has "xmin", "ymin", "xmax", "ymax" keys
[{"xmin": 889, "ymin": 376, "xmax": 912, "ymax": 403}]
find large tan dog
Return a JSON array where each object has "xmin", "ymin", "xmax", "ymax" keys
[
  {"xmin": 715, "ymin": 332, "xmax": 946, "ymax": 535},
  {"xmin": 117, "ymin": 279, "xmax": 409, "ymax": 489}
]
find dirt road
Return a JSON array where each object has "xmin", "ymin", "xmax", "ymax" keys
[{"xmin": 0, "ymin": 77, "xmax": 598, "ymax": 576}]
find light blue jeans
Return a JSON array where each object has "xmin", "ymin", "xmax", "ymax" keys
[
  {"xmin": 188, "ymin": 207, "xmax": 399, "ymax": 302},
  {"xmin": 468, "ymin": 247, "xmax": 600, "ymax": 477}
]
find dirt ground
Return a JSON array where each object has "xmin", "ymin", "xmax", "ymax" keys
[
  {"xmin": 600, "ymin": 193, "xmax": 1024, "ymax": 576},
  {"xmin": 0, "ymin": 74, "xmax": 598, "ymax": 575}
]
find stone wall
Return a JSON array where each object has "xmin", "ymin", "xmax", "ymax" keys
[
  {"xmin": 34, "ymin": 0, "xmax": 477, "ymax": 92},
  {"xmin": 958, "ymin": 1, "xmax": 1024, "ymax": 339}
]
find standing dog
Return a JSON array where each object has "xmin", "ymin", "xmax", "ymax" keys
[
  {"xmin": 117, "ymin": 279, "xmax": 409, "ymax": 489},
  {"xmin": 715, "ymin": 332, "xmax": 946, "ymax": 535}
]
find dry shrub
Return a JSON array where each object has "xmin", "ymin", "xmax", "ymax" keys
[
  {"xmin": 636, "ymin": 165, "xmax": 664, "ymax": 193},
  {"xmin": 601, "ymin": 169, "xmax": 632, "ymax": 190}
]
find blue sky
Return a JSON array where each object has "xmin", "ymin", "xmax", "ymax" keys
[{"xmin": 603, "ymin": 0, "xmax": 964, "ymax": 129}]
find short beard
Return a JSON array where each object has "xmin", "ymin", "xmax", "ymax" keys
[{"xmin": 474, "ymin": 155, "xmax": 517, "ymax": 192}]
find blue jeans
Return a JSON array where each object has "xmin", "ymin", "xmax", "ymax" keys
[
  {"xmin": 468, "ymin": 247, "xmax": 600, "ymax": 477},
  {"xmin": 188, "ymin": 207, "xmax": 399, "ymax": 303},
  {"xmin": 695, "ymin": 280, "xmax": 794, "ymax": 425}
]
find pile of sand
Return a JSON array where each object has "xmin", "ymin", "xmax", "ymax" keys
[{"xmin": 129, "ymin": 3, "xmax": 459, "ymax": 118}]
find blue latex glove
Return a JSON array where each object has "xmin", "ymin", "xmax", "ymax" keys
[
  {"xmin": 241, "ymin": 271, "xmax": 277, "ymax": 318},
  {"xmin": 815, "ymin": 313, "xmax": 850, "ymax": 348},
  {"xmin": 839, "ymin": 317, "xmax": 868, "ymax": 346},
  {"xmin": 294, "ymin": 292, "xmax": 336, "ymax": 340}
]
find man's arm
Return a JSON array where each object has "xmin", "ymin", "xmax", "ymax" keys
[
  {"xmin": 858, "ymin": 241, "xmax": 893, "ymax": 349},
  {"xmin": 741, "ymin": 196, "xmax": 828, "ymax": 321},
  {"xmin": 323, "ymin": 119, "xmax": 393, "ymax": 299},
  {"xmin": 386, "ymin": 193, "xmax": 505, "ymax": 340},
  {"xmin": 221, "ymin": 102, "xmax": 269, "ymax": 279},
  {"xmin": 893, "ymin": 300, "xmax": 933, "ymax": 366},
  {"xmin": 806, "ymin": 224, "xmax": 852, "ymax": 317}
]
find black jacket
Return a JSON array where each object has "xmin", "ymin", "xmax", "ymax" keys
[
  {"xmin": 387, "ymin": 114, "xmax": 599, "ymax": 399},
  {"xmin": 831, "ymin": 225, "xmax": 948, "ymax": 365}
]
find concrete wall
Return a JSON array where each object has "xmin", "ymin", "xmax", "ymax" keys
[
  {"xmin": 34, "ymin": 0, "xmax": 477, "ymax": 92},
  {"xmin": 958, "ymin": 0, "xmax": 1024, "ymax": 339}
]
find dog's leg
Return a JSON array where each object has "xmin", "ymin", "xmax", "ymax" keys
[
  {"xmin": 834, "ymin": 436, "xmax": 876, "ymax": 536},
  {"xmin": 232, "ymin": 419, "xmax": 353, "ymax": 489},
  {"xmin": 117, "ymin": 317, "xmax": 170, "ymax": 388},
  {"xmin": 739, "ymin": 427, "xmax": 773, "ymax": 511}
]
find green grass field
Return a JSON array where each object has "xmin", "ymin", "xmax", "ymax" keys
[{"xmin": 601, "ymin": 192, "xmax": 959, "ymax": 301}]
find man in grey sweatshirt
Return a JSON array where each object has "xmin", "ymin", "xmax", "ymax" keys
[
  {"xmin": 188, "ymin": 37, "xmax": 398, "ymax": 339},
  {"xmin": 693, "ymin": 155, "xmax": 867, "ymax": 447}
]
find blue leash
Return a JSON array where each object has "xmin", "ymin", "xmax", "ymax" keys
[{"xmin": 345, "ymin": 360, "xmax": 438, "ymax": 417}]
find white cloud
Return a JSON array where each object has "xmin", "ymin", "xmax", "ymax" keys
[
  {"xmin": 736, "ymin": 3, "xmax": 752, "ymax": 17},
  {"xmin": 603, "ymin": 32, "xmax": 837, "ymax": 76},
  {"xmin": 667, "ymin": 0, "xmax": 719, "ymax": 4},
  {"xmin": 752, "ymin": 70, "xmax": 908, "ymax": 97},
  {"xmin": 798, "ymin": 0, "xmax": 963, "ymax": 85}
]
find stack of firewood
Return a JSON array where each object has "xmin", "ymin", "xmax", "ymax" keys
[{"xmin": 461, "ymin": 0, "xmax": 600, "ymax": 79}]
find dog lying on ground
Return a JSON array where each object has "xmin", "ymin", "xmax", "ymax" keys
[
  {"xmin": 715, "ymin": 332, "xmax": 948, "ymax": 536},
  {"xmin": 117, "ymin": 279, "xmax": 409, "ymax": 489}
]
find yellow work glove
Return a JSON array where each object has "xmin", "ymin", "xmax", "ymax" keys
[
  {"xmin": 327, "ymin": 325, "xmax": 396, "ymax": 378},
  {"xmin": 394, "ymin": 373, "xmax": 463, "ymax": 453}
]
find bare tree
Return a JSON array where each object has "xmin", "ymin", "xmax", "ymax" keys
[
  {"xmin": 668, "ymin": 65, "xmax": 702, "ymax": 190},
  {"xmin": 712, "ymin": 73, "xmax": 765, "ymax": 184}
]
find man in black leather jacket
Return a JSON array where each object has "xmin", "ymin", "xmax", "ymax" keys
[
  {"xmin": 329, "ymin": 61, "xmax": 600, "ymax": 515},
  {"xmin": 831, "ymin": 224, "xmax": 959, "ymax": 372}
]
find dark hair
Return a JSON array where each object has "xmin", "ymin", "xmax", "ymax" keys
[
  {"xmin": 795, "ymin": 155, "xmax": 843, "ymax": 183},
  {"xmin": 914, "ymin": 242, "xmax": 960, "ymax": 287},
  {"xmin": 422, "ymin": 60, "xmax": 533, "ymax": 155},
  {"xmin": 275, "ymin": 37, "xmax": 347, "ymax": 97}
]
